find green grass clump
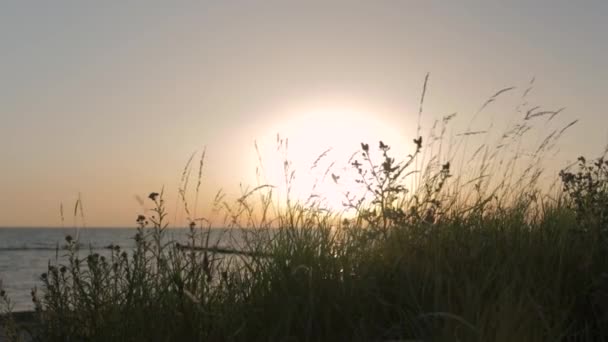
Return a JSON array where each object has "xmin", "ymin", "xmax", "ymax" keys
[
  {"xmin": 29, "ymin": 185, "xmax": 608, "ymax": 341},
  {"xmin": 9, "ymin": 78, "xmax": 608, "ymax": 341}
]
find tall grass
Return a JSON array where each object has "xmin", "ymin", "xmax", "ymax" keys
[{"xmin": 4, "ymin": 77, "xmax": 608, "ymax": 341}]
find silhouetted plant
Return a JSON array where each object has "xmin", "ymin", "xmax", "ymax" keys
[
  {"xmin": 560, "ymin": 156, "xmax": 608, "ymax": 234},
  {"xmin": 0, "ymin": 280, "xmax": 21, "ymax": 341},
  {"xmin": 347, "ymin": 138, "xmax": 451, "ymax": 234}
]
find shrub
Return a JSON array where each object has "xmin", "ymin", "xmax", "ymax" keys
[{"xmin": 560, "ymin": 156, "xmax": 608, "ymax": 234}]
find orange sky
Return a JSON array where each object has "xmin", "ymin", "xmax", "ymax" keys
[{"xmin": 1, "ymin": 2, "xmax": 606, "ymax": 227}]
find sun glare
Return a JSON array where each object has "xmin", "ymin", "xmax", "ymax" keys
[{"xmin": 254, "ymin": 104, "xmax": 410, "ymax": 213}]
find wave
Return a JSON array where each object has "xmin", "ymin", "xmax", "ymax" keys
[{"xmin": 0, "ymin": 243, "xmax": 134, "ymax": 252}]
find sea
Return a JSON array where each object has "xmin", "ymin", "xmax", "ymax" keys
[{"xmin": 0, "ymin": 227, "xmax": 236, "ymax": 312}]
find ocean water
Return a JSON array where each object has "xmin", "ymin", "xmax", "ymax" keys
[{"xmin": 0, "ymin": 227, "xmax": 236, "ymax": 312}]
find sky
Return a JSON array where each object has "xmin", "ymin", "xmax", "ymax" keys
[{"xmin": 0, "ymin": 1, "xmax": 606, "ymax": 227}]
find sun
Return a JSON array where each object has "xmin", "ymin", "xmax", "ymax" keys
[{"xmin": 253, "ymin": 104, "xmax": 409, "ymax": 213}]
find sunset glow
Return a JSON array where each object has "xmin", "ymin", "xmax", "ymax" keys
[
  {"xmin": 0, "ymin": 2, "xmax": 605, "ymax": 227},
  {"xmin": 252, "ymin": 104, "xmax": 409, "ymax": 212}
]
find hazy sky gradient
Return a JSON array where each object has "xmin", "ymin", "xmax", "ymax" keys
[{"xmin": 1, "ymin": 1, "xmax": 606, "ymax": 227}]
